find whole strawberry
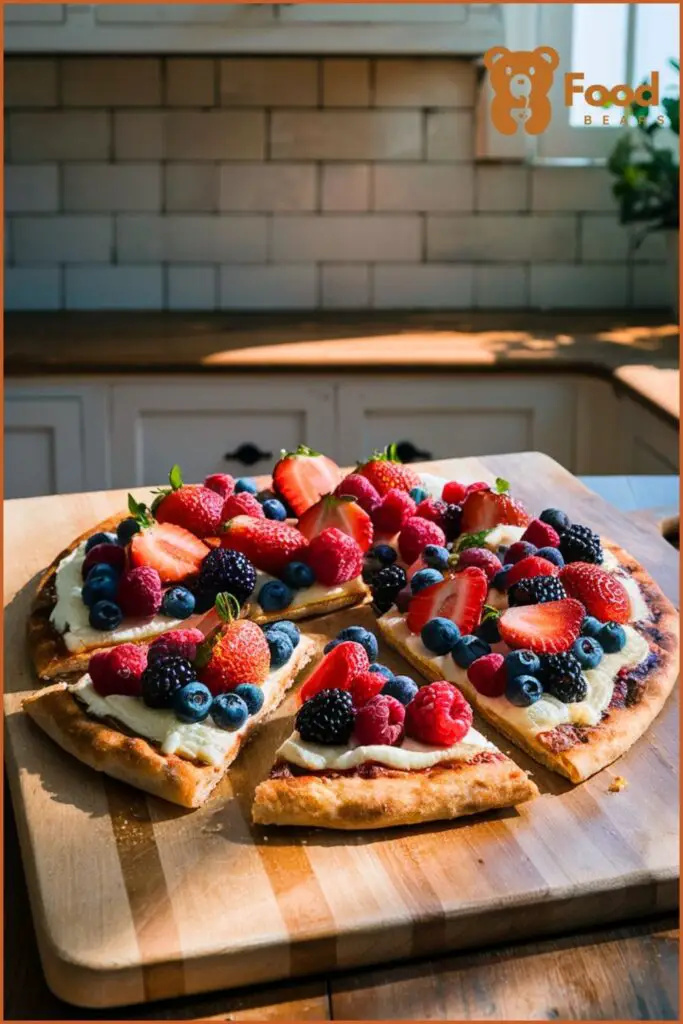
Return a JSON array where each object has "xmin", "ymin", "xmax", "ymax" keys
[
  {"xmin": 117, "ymin": 566, "xmax": 163, "ymax": 617},
  {"xmin": 398, "ymin": 516, "xmax": 446, "ymax": 565},
  {"xmin": 357, "ymin": 444, "xmax": 421, "ymax": 497},
  {"xmin": 222, "ymin": 492, "xmax": 265, "ymax": 520},
  {"xmin": 406, "ymin": 681, "xmax": 473, "ymax": 746},
  {"xmin": 204, "ymin": 472, "xmax": 235, "ymax": 500},
  {"xmin": 221, "ymin": 515, "xmax": 308, "ymax": 575},
  {"xmin": 89, "ymin": 643, "xmax": 148, "ymax": 698},
  {"xmin": 371, "ymin": 488, "xmax": 416, "ymax": 535},
  {"xmin": 154, "ymin": 465, "xmax": 226, "ymax": 538},
  {"xmin": 306, "ymin": 527, "xmax": 363, "ymax": 585},
  {"xmin": 335, "ymin": 473, "xmax": 381, "ymax": 515},
  {"xmin": 199, "ymin": 593, "xmax": 270, "ymax": 695},
  {"xmin": 148, "ymin": 627, "xmax": 205, "ymax": 663}
]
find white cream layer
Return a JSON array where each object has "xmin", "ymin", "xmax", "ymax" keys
[
  {"xmin": 254, "ymin": 569, "xmax": 354, "ymax": 611},
  {"xmin": 278, "ymin": 725, "xmax": 496, "ymax": 772}
]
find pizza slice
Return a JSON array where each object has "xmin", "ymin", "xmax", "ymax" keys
[
  {"xmin": 252, "ymin": 640, "xmax": 538, "ymax": 830},
  {"xmin": 24, "ymin": 603, "xmax": 319, "ymax": 808}
]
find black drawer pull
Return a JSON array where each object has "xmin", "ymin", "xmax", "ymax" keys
[
  {"xmin": 224, "ymin": 443, "xmax": 272, "ymax": 467},
  {"xmin": 395, "ymin": 440, "xmax": 432, "ymax": 464}
]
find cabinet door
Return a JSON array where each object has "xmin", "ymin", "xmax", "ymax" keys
[
  {"xmin": 619, "ymin": 397, "xmax": 679, "ymax": 473},
  {"xmin": 4, "ymin": 385, "xmax": 109, "ymax": 499},
  {"xmin": 337, "ymin": 378, "xmax": 576, "ymax": 471},
  {"xmin": 110, "ymin": 380, "xmax": 336, "ymax": 488}
]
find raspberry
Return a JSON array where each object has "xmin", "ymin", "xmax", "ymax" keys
[
  {"xmin": 406, "ymin": 681, "xmax": 473, "ymax": 746},
  {"xmin": 306, "ymin": 527, "xmax": 363, "ymax": 585},
  {"xmin": 148, "ymin": 627, "xmax": 204, "ymax": 663},
  {"xmin": 117, "ymin": 566, "xmax": 163, "ymax": 617},
  {"xmin": 371, "ymin": 488, "xmax": 416, "ymax": 535},
  {"xmin": 89, "ymin": 643, "xmax": 148, "ymax": 697},
  {"xmin": 398, "ymin": 517, "xmax": 447, "ymax": 565},
  {"xmin": 504, "ymin": 541, "xmax": 538, "ymax": 565},
  {"xmin": 521, "ymin": 518, "xmax": 560, "ymax": 549},
  {"xmin": 456, "ymin": 547, "xmax": 502, "ymax": 582},
  {"xmin": 335, "ymin": 473, "xmax": 381, "ymax": 515},
  {"xmin": 442, "ymin": 480, "xmax": 468, "ymax": 504},
  {"xmin": 354, "ymin": 694, "xmax": 405, "ymax": 746},
  {"xmin": 467, "ymin": 653, "xmax": 507, "ymax": 697},
  {"xmin": 415, "ymin": 498, "xmax": 448, "ymax": 530},
  {"xmin": 204, "ymin": 473, "xmax": 235, "ymax": 499},
  {"xmin": 349, "ymin": 670, "xmax": 386, "ymax": 708},
  {"xmin": 223, "ymin": 492, "xmax": 265, "ymax": 520}
]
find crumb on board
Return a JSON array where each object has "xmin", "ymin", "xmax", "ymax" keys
[{"xmin": 608, "ymin": 775, "xmax": 628, "ymax": 793}]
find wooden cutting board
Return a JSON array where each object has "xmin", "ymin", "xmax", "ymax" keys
[{"xmin": 4, "ymin": 453, "xmax": 679, "ymax": 1009}]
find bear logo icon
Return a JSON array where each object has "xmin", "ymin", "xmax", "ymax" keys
[{"xmin": 484, "ymin": 45, "xmax": 559, "ymax": 135}]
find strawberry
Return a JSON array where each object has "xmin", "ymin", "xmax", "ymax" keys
[
  {"xmin": 406, "ymin": 567, "xmax": 488, "ymax": 635},
  {"xmin": 306, "ymin": 527, "xmax": 363, "ymax": 585},
  {"xmin": 460, "ymin": 477, "xmax": 530, "ymax": 534},
  {"xmin": 129, "ymin": 521, "xmax": 209, "ymax": 584},
  {"xmin": 272, "ymin": 445, "xmax": 342, "ymax": 517},
  {"xmin": 498, "ymin": 598, "xmax": 585, "ymax": 654},
  {"xmin": 204, "ymin": 473, "xmax": 235, "ymax": 500},
  {"xmin": 505, "ymin": 555, "xmax": 561, "ymax": 588},
  {"xmin": 220, "ymin": 516, "xmax": 308, "ymax": 575},
  {"xmin": 560, "ymin": 563, "xmax": 630, "ymax": 624},
  {"xmin": 356, "ymin": 444, "xmax": 422, "ymax": 497},
  {"xmin": 222, "ymin": 492, "xmax": 265, "ymax": 520},
  {"xmin": 198, "ymin": 593, "xmax": 270, "ymax": 695},
  {"xmin": 153, "ymin": 465, "xmax": 225, "ymax": 538},
  {"xmin": 297, "ymin": 494, "xmax": 373, "ymax": 553},
  {"xmin": 521, "ymin": 517, "xmax": 560, "ymax": 549},
  {"xmin": 349, "ymin": 670, "xmax": 386, "ymax": 708},
  {"xmin": 442, "ymin": 480, "xmax": 469, "ymax": 504},
  {"xmin": 299, "ymin": 641, "xmax": 369, "ymax": 703}
]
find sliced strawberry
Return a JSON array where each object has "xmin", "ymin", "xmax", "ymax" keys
[
  {"xmin": 505, "ymin": 555, "xmax": 560, "ymax": 588},
  {"xmin": 299, "ymin": 641, "xmax": 370, "ymax": 704},
  {"xmin": 220, "ymin": 515, "xmax": 308, "ymax": 575},
  {"xmin": 272, "ymin": 445, "xmax": 342, "ymax": 517},
  {"xmin": 129, "ymin": 522, "xmax": 209, "ymax": 584},
  {"xmin": 460, "ymin": 478, "xmax": 530, "ymax": 534},
  {"xmin": 297, "ymin": 494, "xmax": 373, "ymax": 552},
  {"xmin": 406, "ymin": 567, "xmax": 488, "ymax": 635},
  {"xmin": 560, "ymin": 563, "xmax": 630, "ymax": 624},
  {"xmin": 498, "ymin": 598, "xmax": 585, "ymax": 654}
]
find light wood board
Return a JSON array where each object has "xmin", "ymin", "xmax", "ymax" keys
[{"xmin": 3, "ymin": 453, "xmax": 679, "ymax": 1009}]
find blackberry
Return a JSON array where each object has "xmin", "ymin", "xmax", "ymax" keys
[
  {"xmin": 559, "ymin": 524, "xmax": 603, "ymax": 565},
  {"xmin": 141, "ymin": 655, "xmax": 196, "ymax": 709},
  {"xmin": 508, "ymin": 575, "xmax": 567, "ymax": 607},
  {"xmin": 198, "ymin": 548, "xmax": 256, "ymax": 605},
  {"xmin": 541, "ymin": 652, "xmax": 587, "ymax": 704},
  {"xmin": 295, "ymin": 688, "xmax": 355, "ymax": 745},
  {"xmin": 442, "ymin": 503, "xmax": 463, "ymax": 541},
  {"xmin": 371, "ymin": 564, "xmax": 407, "ymax": 613}
]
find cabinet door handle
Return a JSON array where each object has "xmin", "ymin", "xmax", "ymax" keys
[
  {"xmin": 224, "ymin": 443, "xmax": 273, "ymax": 467},
  {"xmin": 395, "ymin": 440, "xmax": 433, "ymax": 464}
]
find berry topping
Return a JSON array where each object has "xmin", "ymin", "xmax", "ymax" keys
[
  {"xmin": 464, "ymin": 481, "xmax": 491, "ymax": 496},
  {"xmin": 371, "ymin": 488, "xmax": 417, "ymax": 536},
  {"xmin": 442, "ymin": 480, "xmax": 469, "ymax": 504},
  {"xmin": 371, "ymin": 564, "xmax": 407, "ymax": 613},
  {"xmin": 117, "ymin": 566, "xmax": 163, "ymax": 618},
  {"xmin": 369, "ymin": 663, "xmax": 394, "ymax": 680},
  {"xmin": 173, "ymin": 682, "xmax": 213, "ymax": 723},
  {"xmin": 460, "ymin": 478, "xmax": 531, "ymax": 534},
  {"xmin": 234, "ymin": 683, "xmax": 265, "ymax": 716},
  {"xmin": 335, "ymin": 473, "xmax": 381, "ymax": 514},
  {"xmin": 475, "ymin": 609, "xmax": 501, "ymax": 644},
  {"xmin": 354, "ymin": 694, "xmax": 405, "ymax": 746},
  {"xmin": 212, "ymin": 692, "xmax": 249, "ymax": 731},
  {"xmin": 508, "ymin": 575, "xmax": 567, "ymax": 607},
  {"xmin": 539, "ymin": 508, "xmax": 571, "ymax": 533},
  {"xmin": 265, "ymin": 630, "xmax": 294, "ymax": 669},
  {"xmin": 421, "ymin": 616, "xmax": 461, "ymax": 655},
  {"xmin": 334, "ymin": 626, "xmax": 379, "ymax": 660},
  {"xmin": 406, "ymin": 681, "xmax": 473, "ymax": 747},
  {"xmin": 541, "ymin": 652, "xmax": 587, "ymax": 703},
  {"xmin": 599, "ymin": 621, "xmax": 627, "ymax": 653},
  {"xmin": 298, "ymin": 494, "xmax": 373, "ymax": 553},
  {"xmin": 406, "ymin": 567, "xmax": 488, "ymax": 636},
  {"xmin": 535, "ymin": 546, "xmax": 565, "ymax": 567},
  {"xmin": 306, "ymin": 527, "xmax": 363, "ymax": 586},
  {"xmin": 265, "ymin": 620, "xmax": 300, "ymax": 647},
  {"xmin": 129, "ymin": 521, "xmax": 209, "ymax": 584},
  {"xmin": 141, "ymin": 655, "xmax": 196, "ymax": 709},
  {"xmin": 199, "ymin": 593, "xmax": 270, "ymax": 694},
  {"xmin": 559, "ymin": 524, "xmax": 603, "ymax": 565},
  {"xmin": 560, "ymin": 562, "xmax": 630, "ymax": 624},
  {"xmin": 504, "ymin": 649, "xmax": 542, "ymax": 679},
  {"xmin": 369, "ymin": 543, "xmax": 398, "ymax": 567},
  {"xmin": 222, "ymin": 492, "xmax": 265, "ymax": 520},
  {"xmin": 221, "ymin": 516, "xmax": 308, "ymax": 576},
  {"xmin": 89, "ymin": 600, "xmax": 123, "ymax": 632},
  {"xmin": 299, "ymin": 641, "xmax": 369, "ymax": 703},
  {"xmin": 258, "ymin": 579, "xmax": 294, "ymax": 612},
  {"xmin": 573, "ymin": 636, "xmax": 603, "ymax": 669},
  {"xmin": 499, "ymin": 598, "xmax": 585, "ymax": 653},
  {"xmin": 89, "ymin": 643, "xmax": 147, "ymax": 698},
  {"xmin": 82, "ymin": 568, "xmax": 119, "ymax": 608},
  {"xmin": 455, "ymin": 547, "xmax": 502, "ymax": 582},
  {"xmin": 356, "ymin": 443, "xmax": 422, "ymax": 497},
  {"xmin": 85, "ymin": 531, "xmax": 117, "ymax": 553},
  {"xmin": 161, "ymin": 585, "xmax": 196, "ymax": 620},
  {"xmin": 581, "ymin": 615, "xmax": 603, "ymax": 637},
  {"xmin": 452, "ymin": 634, "xmax": 491, "ymax": 668},
  {"xmin": 235, "ymin": 477, "xmax": 258, "ymax": 495},
  {"xmin": 382, "ymin": 675, "xmax": 419, "ymax": 705},
  {"xmin": 116, "ymin": 518, "xmax": 141, "ymax": 545},
  {"xmin": 491, "ymin": 564, "xmax": 514, "ymax": 591},
  {"xmin": 521, "ymin": 518, "xmax": 561, "ymax": 549},
  {"xmin": 198, "ymin": 547, "xmax": 257, "ymax": 606},
  {"xmin": 279, "ymin": 561, "xmax": 314, "ymax": 590},
  {"xmin": 411, "ymin": 568, "xmax": 444, "ymax": 594},
  {"xmin": 204, "ymin": 472, "xmax": 235, "ymax": 500},
  {"xmin": 506, "ymin": 674, "xmax": 543, "ymax": 707},
  {"xmin": 82, "ymin": 542, "xmax": 126, "ymax": 579},
  {"xmin": 273, "ymin": 445, "xmax": 342, "ymax": 517},
  {"xmin": 296, "ymin": 688, "xmax": 355, "ymax": 745},
  {"xmin": 262, "ymin": 498, "xmax": 288, "ymax": 521},
  {"xmin": 154, "ymin": 467, "xmax": 226, "ymax": 538},
  {"xmin": 409, "ymin": 486, "xmax": 429, "ymax": 504},
  {"xmin": 467, "ymin": 652, "xmax": 507, "ymax": 697},
  {"xmin": 505, "ymin": 555, "xmax": 561, "ymax": 588},
  {"xmin": 422, "ymin": 544, "xmax": 450, "ymax": 571},
  {"xmin": 148, "ymin": 627, "xmax": 204, "ymax": 663},
  {"xmin": 349, "ymin": 671, "xmax": 387, "ymax": 708},
  {"xmin": 504, "ymin": 541, "xmax": 538, "ymax": 565},
  {"xmin": 414, "ymin": 498, "xmax": 448, "ymax": 530},
  {"xmin": 441, "ymin": 503, "xmax": 463, "ymax": 542},
  {"xmin": 398, "ymin": 516, "xmax": 447, "ymax": 565}
]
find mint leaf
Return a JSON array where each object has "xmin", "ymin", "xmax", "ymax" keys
[
  {"xmin": 495, "ymin": 477, "xmax": 510, "ymax": 494},
  {"xmin": 169, "ymin": 464, "xmax": 184, "ymax": 491},
  {"xmin": 455, "ymin": 530, "xmax": 491, "ymax": 553}
]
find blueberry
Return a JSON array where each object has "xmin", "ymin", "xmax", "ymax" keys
[
  {"xmin": 162, "ymin": 586, "xmax": 196, "ymax": 620},
  {"xmin": 85, "ymin": 531, "xmax": 117, "ymax": 553},
  {"xmin": 573, "ymin": 636, "xmax": 603, "ymax": 670},
  {"xmin": 506, "ymin": 674, "xmax": 543, "ymax": 707},
  {"xmin": 234, "ymin": 477, "xmax": 258, "ymax": 495},
  {"xmin": 540, "ymin": 508, "xmax": 571, "ymax": 533},
  {"xmin": 86, "ymin": 562, "xmax": 119, "ymax": 584},
  {"xmin": 82, "ymin": 573, "xmax": 118, "ymax": 607},
  {"xmin": 492, "ymin": 565, "xmax": 514, "ymax": 591},
  {"xmin": 234, "ymin": 683, "xmax": 265, "ymax": 716},
  {"xmin": 211, "ymin": 692, "xmax": 249, "ymax": 731},
  {"xmin": 421, "ymin": 617, "xmax": 461, "ymax": 655},
  {"xmin": 173, "ymin": 682, "xmax": 212, "ymax": 723},
  {"xmin": 335, "ymin": 626, "xmax": 379, "ymax": 661},
  {"xmin": 411, "ymin": 568, "xmax": 444, "ymax": 594},
  {"xmin": 368, "ymin": 663, "xmax": 394, "ymax": 680},
  {"xmin": 476, "ymin": 614, "xmax": 501, "ymax": 644},
  {"xmin": 536, "ymin": 546, "xmax": 565, "ymax": 567},
  {"xmin": 89, "ymin": 600, "xmax": 123, "ymax": 631},
  {"xmin": 281, "ymin": 561, "xmax": 315, "ymax": 589},
  {"xmin": 265, "ymin": 620, "xmax": 300, "ymax": 648},
  {"xmin": 262, "ymin": 498, "xmax": 287, "ymax": 521},
  {"xmin": 258, "ymin": 580, "xmax": 293, "ymax": 613},
  {"xmin": 422, "ymin": 544, "xmax": 450, "ymax": 571},
  {"xmin": 599, "ymin": 622, "xmax": 627, "ymax": 653},
  {"xmin": 382, "ymin": 675, "xmax": 418, "ymax": 705},
  {"xmin": 323, "ymin": 638, "xmax": 342, "ymax": 655},
  {"xmin": 581, "ymin": 615, "xmax": 603, "ymax": 638},
  {"xmin": 409, "ymin": 487, "xmax": 428, "ymax": 504},
  {"xmin": 116, "ymin": 518, "xmax": 140, "ymax": 546},
  {"xmin": 504, "ymin": 649, "xmax": 541, "ymax": 679},
  {"xmin": 452, "ymin": 634, "xmax": 491, "ymax": 668},
  {"xmin": 372, "ymin": 544, "xmax": 398, "ymax": 567},
  {"xmin": 268, "ymin": 631, "xmax": 295, "ymax": 668}
]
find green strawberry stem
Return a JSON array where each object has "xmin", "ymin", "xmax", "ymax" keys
[
  {"xmin": 149, "ymin": 463, "xmax": 185, "ymax": 512},
  {"xmin": 215, "ymin": 591, "xmax": 241, "ymax": 624},
  {"xmin": 481, "ymin": 603, "xmax": 501, "ymax": 623},
  {"xmin": 495, "ymin": 477, "xmax": 510, "ymax": 494},
  {"xmin": 127, "ymin": 494, "xmax": 153, "ymax": 528},
  {"xmin": 454, "ymin": 529, "xmax": 492, "ymax": 553},
  {"xmin": 280, "ymin": 444, "xmax": 322, "ymax": 459}
]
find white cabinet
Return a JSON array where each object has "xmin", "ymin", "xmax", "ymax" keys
[{"xmin": 618, "ymin": 396, "xmax": 679, "ymax": 473}]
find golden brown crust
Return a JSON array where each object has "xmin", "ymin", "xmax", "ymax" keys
[
  {"xmin": 252, "ymin": 756, "xmax": 538, "ymax": 830},
  {"xmin": 248, "ymin": 577, "xmax": 370, "ymax": 626},
  {"xmin": 23, "ymin": 637, "xmax": 318, "ymax": 809}
]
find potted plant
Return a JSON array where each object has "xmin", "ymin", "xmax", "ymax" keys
[{"xmin": 607, "ymin": 59, "xmax": 679, "ymax": 316}]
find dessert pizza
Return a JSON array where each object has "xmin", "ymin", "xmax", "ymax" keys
[{"xmin": 253, "ymin": 630, "xmax": 537, "ymax": 829}]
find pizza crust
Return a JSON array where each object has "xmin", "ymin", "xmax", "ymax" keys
[
  {"xmin": 252, "ymin": 757, "xmax": 538, "ymax": 830},
  {"xmin": 23, "ymin": 636, "xmax": 318, "ymax": 808}
]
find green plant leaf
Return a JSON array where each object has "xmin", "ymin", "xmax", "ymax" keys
[
  {"xmin": 215, "ymin": 591, "xmax": 241, "ymax": 624},
  {"xmin": 481, "ymin": 604, "xmax": 501, "ymax": 623},
  {"xmin": 494, "ymin": 477, "xmax": 509, "ymax": 494},
  {"xmin": 169, "ymin": 464, "xmax": 184, "ymax": 490},
  {"xmin": 126, "ymin": 494, "xmax": 152, "ymax": 527},
  {"xmin": 455, "ymin": 530, "xmax": 491, "ymax": 553}
]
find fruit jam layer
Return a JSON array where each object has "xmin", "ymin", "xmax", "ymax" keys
[{"xmin": 269, "ymin": 749, "xmax": 506, "ymax": 781}]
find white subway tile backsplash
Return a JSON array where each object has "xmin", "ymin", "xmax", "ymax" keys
[
  {"xmin": 219, "ymin": 266, "xmax": 317, "ymax": 309},
  {"xmin": 474, "ymin": 265, "xmax": 528, "ymax": 308},
  {"xmin": 219, "ymin": 164, "xmax": 316, "ymax": 212},
  {"xmin": 63, "ymin": 164, "xmax": 162, "ymax": 212},
  {"xmin": 375, "ymin": 59, "xmax": 476, "ymax": 107},
  {"xmin": 271, "ymin": 215, "xmax": 421, "ymax": 262},
  {"xmin": 166, "ymin": 111, "xmax": 265, "ymax": 161},
  {"xmin": 5, "ymin": 165, "xmax": 59, "ymax": 213},
  {"xmin": 114, "ymin": 112, "xmax": 165, "ymax": 161},
  {"xmin": 321, "ymin": 265, "xmax": 371, "ymax": 308},
  {"xmin": 425, "ymin": 111, "xmax": 474, "ymax": 161},
  {"xmin": 581, "ymin": 216, "xmax": 668, "ymax": 263},
  {"xmin": 14, "ymin": 216, "xmax": 112, "ymax": 264},
  {"xmin": 220, "ymin": 58, "xmax": 318, "ymax": 107},
  {"xmin": 65, "ymin": 266, "xmax": 163, "ymax": 310},
  {"xmin": 427, "ymin": 215, "xmax": 576, "ymax": 263},
  {"xmin": 530, "ymin": 265, "xmax": 628, "ymax": 309},
  {"xmin": 166, "ymin": 58, "xmax": 215, "ymax": 107},
  {"xmin": 323, "ymin": 59, "xmax": 370, "ymax": 107},
  {"xmin": 5, "ymin": 267, "xmax": 61, "ymax": 310},
  {"xmin": 373, "ymin": 264, "xmax": 474, "ymax": 308},
  {"xmin": 631, "ymin": 265, "xmax": 674, "ymax": 308},
  {"xmin": 116, "ymin": 215, "xmax": 267, "ymax": 264},
  {"xmin": 321, "ymin": 165, "xmax": 370, "ymax": 211},
  {"xmin": 62, "ymin": 58, "xmax": 162, "ymax": 107},
  {"xmin": 5, "ymin": 59, "xmax": 58, "ymax": 108},
  {"xmin": 531, "ymin": 167, "xmax": 616, "ymax": 214},
  {"xmin": 168, "ymin": 265, "xmax": 217, "ymax": 310},
  {"xmin": 374, "ymin": 164, "xmax": 474, "ymax": 212},
  {"xmin": 165, "ymin": 164, "xmax": 218, "ymax": 212},
  {"xmin": 476, "ymin": 165, "xmax": 529, "ymax": 212},
  {"xmin": 9, "ymin": 112, "xmax": 110, "ymax": 161},
  {"xmin": 271, "ymin": 111, "xmax": 421, "ymax": 161}
]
